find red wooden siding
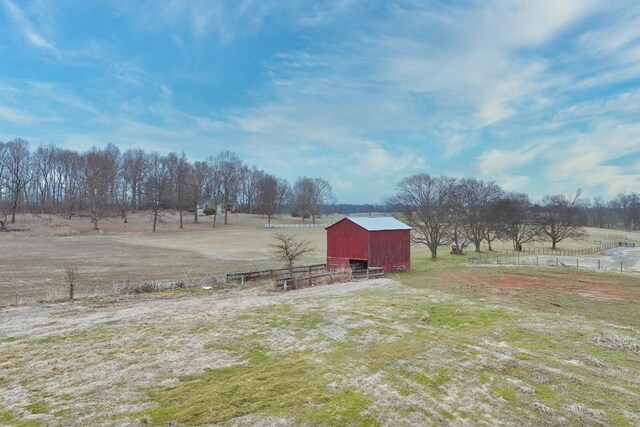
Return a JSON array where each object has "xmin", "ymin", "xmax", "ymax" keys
[
  {"xmin": 326, "ymin": 219, "xmax": 369, "ymax": 260},
  {"xmin": 368, "ymin": 229, "xmax": 411, "ymax": 272},
  {"xmin": 326, "ymin": 218, "xmax": 411, "ymax": 273}
]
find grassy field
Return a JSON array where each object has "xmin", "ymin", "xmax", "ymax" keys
[
  {"xmin": 1, "ymin": 213, "xmax": 639, "ymax": 425},
  {"xmin": 0, "ymin": 212, "xmax": 332, "ymax": 305}
]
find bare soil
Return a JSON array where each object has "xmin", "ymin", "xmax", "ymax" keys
[{"xmin": 441, "ymin": 269, "xmax": 640, "ymax": 302}]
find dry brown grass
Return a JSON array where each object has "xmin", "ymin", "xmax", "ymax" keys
[{"xmin": 0, "ymin": 212, "xmax": 332, "ymax": 305}]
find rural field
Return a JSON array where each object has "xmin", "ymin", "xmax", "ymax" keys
[{"xmin": 1, "ymin": 213, "xmax": 640, "ymax": 425}]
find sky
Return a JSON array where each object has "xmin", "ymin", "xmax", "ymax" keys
[{"xmin": 0, "ymin": 0, "xmax": 639, "ymax": 204}]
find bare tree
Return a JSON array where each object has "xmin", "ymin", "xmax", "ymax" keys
[
  {"xmin": 145, "ymin": 153, "xmax": 170, "ymax": 232},
  {"xmin": 32, "ymin": 144, "xmax": 57, "ymax": 214},
  {"xmin": 122, "ymin": 148, "xmax": 147, "ymax": 211},
  {"xmin": 614, "ymin": 192, "xmax": 640, "ymax": 231},
  {"xmin": 1, "ymin": 139, "xmax": 33, "ymax": 224},
  {"xmin": 82, "ymin": 145, "xmax": 120, "ymax": 230},
  {"xmin": 212, "ymin": 151, "xmax": 243, "ymax": 225},
  {"xmin": 0, "ymin": 142, "xmax": 7, "ymax": 214},
  {"xmin": 388, "ymin": 174, "xmax": 456, "ymax": 261},
  {"xmin": 538, "ymin": 192, "xmax": 587, "ymax": 249},
  {"xmin": 498, "ymin": 193, "xmax": 540, "ymax": 250},
  {"xmin": 189, "ymin": 160, "xmax": 212, "ymax": 223},
  {"xmin": 238, "ymin": 165, "xmax": 262, "ymax": 214},
  {"xmin": 0, "ymin": 207, "xmax": 7, "ymax": 231},
  {"xmin": 272, "ymin": 232, "xmax": 314, "ymax": 275},
  {"xmin": 165, "ymin": 152, "xmax": 190, "ymax": 229},
  {"xmin": 58, "ymin": 149, "xmax": 83, "ymax": 219},
  {"xmin": 257, "ymin": 174, "xmax": 290, "ymax": 225},
  {"xmin": 456, "ymin": 178, "xmax": 503, "ymax": 252},
  {"xmin": 64, "ymin": 265, "xmax": 79, "ymax": 300},
  {"xmin": 293, "ymin": 177, "xmax": 335, "ymax": 224},
  {"xmin": 585, "ymin": 196, "xmax": 610, "ymax": 229}
]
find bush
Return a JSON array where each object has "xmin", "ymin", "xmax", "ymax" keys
[{"xmin": 203, "ymin": 206, "xmax": 216, "ymax": 216}]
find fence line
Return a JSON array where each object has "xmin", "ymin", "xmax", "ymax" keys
[
  {"xmin": 467, "ymin": 242, "xmax": 620, "ymax": 264},
  {"xmin": 225, "ymin": 264, "xmax": 327, "ymax": 284},
  {"xmin": 467, "ymin": 240, "xmax": 640, "ymax": 275},
  {"xmin": 469, "ymin": 254, "xmax": 638, "ymax": 275},
  {"xmin": 264, "ymin": 223, "xmax": 331, "ymax": 229}
]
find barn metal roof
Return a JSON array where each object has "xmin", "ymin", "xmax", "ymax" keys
[{"xmin": 345, "ymin": 217, "xmax": 412, "ymax": 231}]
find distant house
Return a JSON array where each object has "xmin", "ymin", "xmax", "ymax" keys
[{"xmin": 326, "ymin": 217, "xmax": 411, "ymax": 273}]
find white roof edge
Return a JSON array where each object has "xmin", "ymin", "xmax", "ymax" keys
[{"xmin": 345, "ymin": 216, "xmax": 412, "ymax": 231}]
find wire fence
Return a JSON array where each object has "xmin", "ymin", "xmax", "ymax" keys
[
  {"xmin": 264, "ymin": 223, "xmax": 331, "ymax": 229},
  {"xmin": 467, "ymin": 242, "xmax": 619, "ymax": 264},
  {"xmin": 468, "ymin": 243, "xmax": 640, "ymax": 275},
  {"xmin": 470, "ymin": 254, "xmax": 638, "ymax": 274}
]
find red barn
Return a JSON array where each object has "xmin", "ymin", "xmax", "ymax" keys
[{"xmin": 326, "ymin": 217, "xmax": 411, "ymax": 273}]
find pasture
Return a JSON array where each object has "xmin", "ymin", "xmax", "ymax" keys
[
  {"xmin": 0, "ymin": 213, "xmax": 331, "ymax": 305},
  {"xmin": 1, "ymin": 213, "xmax": 639, "ymax": 425}
]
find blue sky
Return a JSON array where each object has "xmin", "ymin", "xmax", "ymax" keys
[{"xmin": 1, "ymin": 0, "xmax": 639, "ymax": 203}]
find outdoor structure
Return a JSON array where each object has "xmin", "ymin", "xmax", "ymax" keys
[{"xmin": 326, "ymin": 217, "xmax": 412, "ymax": 273}]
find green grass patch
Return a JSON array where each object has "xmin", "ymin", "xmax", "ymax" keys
[
  {"xmin": 31, "ymin": 323, "xmax": 118, "ymax": 345},
  {"xmin": 534, "ymin": 384, "xmax": 563, "ymax": 408},
  {"xmin": 144, "ymin": 351, "xmax": 331, "ymax": 425},
  {"xmin": 492, "ymin": 383, "xmax": 518, "ymax": 402},
  {"xmin": 294, "ymin": 389, "xmax": 377, "ymax": 426},
  {"xmin": 0, "ymin": 410, "xmax": 43, "ymax": 427},
  {"xmin": 414, "ymin": 367, "xmax": 451, "ymax": 388},
  {"xmin": 25, "ymin": 401, "xmax": 49, "ymax": 415}
]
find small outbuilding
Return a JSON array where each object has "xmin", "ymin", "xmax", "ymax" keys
[{"xmin": 326, "ymin": 217, "xmax": 411, "ymax": 273}]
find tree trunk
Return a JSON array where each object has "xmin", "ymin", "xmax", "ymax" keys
[
  {"xmin": 552, "ymin": 240, "xmax": 557, "ymax": 250},
  {"xmin": 429, "ymin": 247, "xmax": 438, "ymax": 261},
  {"xmin": 475, "ymin": 242, "xmax": 481, "ymax": 252},
  {"xmin": 179, "ymin": 209, "xmax": 183, "ymax": 229}
]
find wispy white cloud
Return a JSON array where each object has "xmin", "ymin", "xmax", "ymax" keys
[
  {"xmin": 1, "ymin": 0, "xmax": 56, "ymax": 51},
  {"xmin": 0, "ymin": 105, "xmax": 37, "ymax": 124},
  {"xmin": 1, "ymin": 0, "xmax": 639, "ymax": 203}
]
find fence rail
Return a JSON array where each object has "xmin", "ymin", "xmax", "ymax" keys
[
  {"xmin": 225, "ymin": 264, "xmax": 326, "ymax": 283},
  {"xmin": 275, "ymin": 270, "xmax": 351, "ymax": 290},
  {"xmin": 351, "ymin": 267, "xmax": 385, "ymax": 280},
  {"xmin": 469, "ymin": 254, "xmax": 638, "ymax": 274},
  {"xmin": 467, "ymin": 241, "xmax": 640, "ymax": 275},
  {"xmin": 264, "ymin": 223, "xmax": 331, "ymax": 229},
  {"xmin": 467, "ymin": 242, "xmax": 620, "ymax": 264}
]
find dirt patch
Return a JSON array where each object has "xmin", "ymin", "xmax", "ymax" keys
[{"xmin": 422, "ymin": 267, "xmax": 640, "ymax": 303}]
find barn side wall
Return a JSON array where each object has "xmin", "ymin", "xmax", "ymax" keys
[
  {"xmin": 368, "ymin": 229, "xmax": 411, "ymax": 273},
  {"xmin": 326, "ymin": 220, "xmax": 369, "ymax": 261}
]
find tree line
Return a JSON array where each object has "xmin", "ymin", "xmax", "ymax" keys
[
  {"xmin": 0, "ymin": 139, "xmax": 335, "ymax": 231},
  {"xmin": 1, "ymin": 139, "xmax": 638, "ymax": 243},
  {"xmin": 389, "ymin": 173, "xmax": 640, "ymax": 260}
]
